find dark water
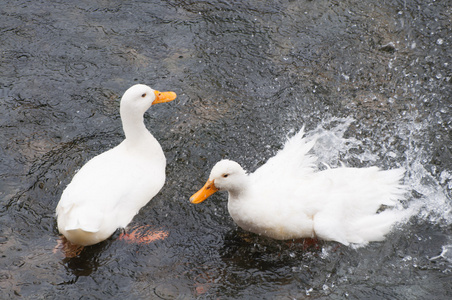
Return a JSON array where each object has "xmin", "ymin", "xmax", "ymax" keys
[{"xmin": 1, "ymin": 0, "xmax": 451, "ymax": 298}]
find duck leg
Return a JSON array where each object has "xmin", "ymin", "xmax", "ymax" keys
[
  {"xmin": 118, "ymin": 225, "xmax": 169, "ymax": 244},
  {"xmin": 53, "ymin": 236, "xmax": 84, "ymax": 258}
]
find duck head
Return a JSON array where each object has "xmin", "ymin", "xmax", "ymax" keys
[
  {"xmin": 120, "ymin": 84, "xmax": 177, "ymax": 116},
  {"xmin": 190, "ymin": 159, "xmax": 248, "ymax": 204}
]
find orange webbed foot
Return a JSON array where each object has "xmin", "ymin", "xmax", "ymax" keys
[
  {"xmin": 118, "ymin": 225, "xmax": 168, "ymax": 244},
  {"xmin": 53, "ymin": 236, "xmax": 84, "ymax": 258}
]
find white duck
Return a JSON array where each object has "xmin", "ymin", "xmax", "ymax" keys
[
  {"xmin": 190, "ymin": 128, "xmax": 407, "ymax": 246},
  {"xmin": 56, "ymin": 84, "xmax": 176, "ymax": 246}
]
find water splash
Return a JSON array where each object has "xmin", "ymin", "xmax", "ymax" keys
[
  {"xmin": 302, "ymin": 116, "xmax": 452, "ymax": 227},
  {"xmin": 430, "ymin": 244, "xmax": 452, "ymax": 263}
]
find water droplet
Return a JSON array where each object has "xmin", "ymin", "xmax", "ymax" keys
[
  {"xmin": 403, "ymin": 255, "xmax": 412, "ymax": 261},
  {"xmin": 436, "ymin": 38, "xmax": 444, "ymax": 45}
]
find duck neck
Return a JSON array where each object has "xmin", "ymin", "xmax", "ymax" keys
[
  {"xmin": 227, "ymin": 176, "xmax": 250, "ymax": 200},
  {"xmin": 227, "ymin": 177, "xmax": 251, "ymax": 224},
  {"xmin": 120, "ymin": 107, "xmax": 151, "ymax": 143}
]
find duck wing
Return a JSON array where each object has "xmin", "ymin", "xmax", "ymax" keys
[
  {"xmin": 310, "ymin": 166, "xmax": 407, "ymax": 245},
  {"xmin": 250, "ymin": 127, "xmax": 317, "ymax": 189},
  {"xmin": 56, "ymin": 147, "xmax": 165, "ymax": 233}
]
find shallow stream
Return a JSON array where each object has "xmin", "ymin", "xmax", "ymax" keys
[{"xmin": 1, "ymin": 0, "xmax": 451, "ymax": 298}]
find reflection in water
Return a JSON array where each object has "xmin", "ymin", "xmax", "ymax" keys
[
  {"xmin": 0, "ymin": 0, "xmax": 451, "ymax": 298},
  {"xmin": 62, "ymin": 244, "xmax": 106, "ymax": 278}
]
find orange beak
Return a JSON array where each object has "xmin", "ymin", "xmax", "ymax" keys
[
  {"xmin": 152, "ymin": 90, "xmax": 177, "ymax": 104},
  {"xmin": 190, "ymin": 179, "xmax": 219, "ymax": 204}
]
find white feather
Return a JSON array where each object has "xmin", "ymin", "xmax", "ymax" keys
[
  {"xmin": 56, "ymin": 84, "xmax": 174, "ymax": 246},
  {"xmin": 195, "ymin": 128, "xmax": 409, "ymax": 246}
]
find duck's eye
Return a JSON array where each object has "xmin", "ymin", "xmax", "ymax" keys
[
  {"xmin": 222, "ymin": 174, "xmax": 229, "ymax": 178},
  {"xmin": 141, "ymin": 93, "xmax": 146, "ymax": 98}
]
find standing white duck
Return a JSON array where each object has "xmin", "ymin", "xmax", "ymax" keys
[
  {"xmin": 190, "ymin": 128, "xmax": 407, "ymax": 246},
  {"xmin": 56, "ymin": 84, "xmax": 176, "ymax": 247}
]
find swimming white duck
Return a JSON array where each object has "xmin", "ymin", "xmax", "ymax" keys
[
  {"xmin": 190, "ymin": 128, "xmax": 407, "ymax": 246},
  {"xmin": 56, "ymin": 84, "xmax": 176, "ymax": 247}
]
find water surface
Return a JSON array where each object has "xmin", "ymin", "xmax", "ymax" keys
[{"xmin": 1, "ymin": 0, "xmax": 451, "ymax": 298}]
